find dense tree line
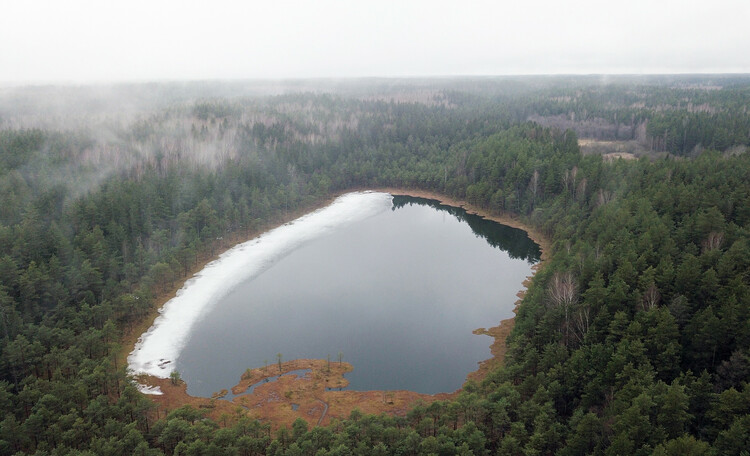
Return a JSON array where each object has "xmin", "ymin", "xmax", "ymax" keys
[
  {"xmin": 0, "ymin": 77, "xmax": 749, "ymax": 454},
  {"xmin": 513, "ymin": 80, "xmax": 750, "ymax": 154}
]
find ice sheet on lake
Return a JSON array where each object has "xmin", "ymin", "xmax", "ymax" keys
[{"xmin": 128, "ymin": 191, "xmax": 393, "ymax": 378}]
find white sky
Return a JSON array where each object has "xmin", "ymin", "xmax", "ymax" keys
[{"xmin": 1, "ymin": 0, "xmax": 749, "ymax": 83}]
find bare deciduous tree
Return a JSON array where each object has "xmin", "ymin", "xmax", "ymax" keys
[
  {"xmin": 597, "ymin": 188, "xmax": 614, "ymax": 207},
  {"xmin": 576, "ymin": 177, "xmax": 587, "ymax": 202},
  {"xmin": 572, "ymin": 306, "xmax": 591, "ymax": 344},
  {"xmin": 563, "ymin": 166, "xmax": 578, "ymax": 195},
  {"xmin": 641, "ymin": 283, "xmax": 661, "ymax": 311},
  {"xmin": 529, "ymin": 169, "xmax": 540, "ymax": 206},
  {"xmin": 548, "ymin": 271, "xmax": 578, "ymax": 308},
  {"xmin": 548, "ymin": 271, "xmax": 578, "ymax": 345},
  {"xmin": 702, "ymin": 231, "xmax": 724, "ymax": 252}
]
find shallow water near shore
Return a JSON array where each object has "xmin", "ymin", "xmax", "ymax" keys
[{"xmin": 171, "ymin": 193, "xmax": 540, "ymax": 396}]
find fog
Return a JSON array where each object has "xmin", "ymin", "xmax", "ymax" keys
[
  {"xmin": 0, "ymin": 80, "xmax": 359, "ymax": 194},
  {"xmin": 1, "ymin": 74, "xmax": 744, "ymax": 204},
  {"xmin": 2, "ymin": 0, "xmax": 749, "ymax": 83}
]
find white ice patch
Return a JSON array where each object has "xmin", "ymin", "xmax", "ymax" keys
[
  {"xmin": 136, "ymin": 384, "xmax": 164, "ymax": 396},
  {"xmin": 128, "ymin": 191, "xmax": 393, "ymax": 379}
]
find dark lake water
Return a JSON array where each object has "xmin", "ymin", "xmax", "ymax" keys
[{"xmin": 177, "ymin": 195, "xmax": 540, "ymax": 396}]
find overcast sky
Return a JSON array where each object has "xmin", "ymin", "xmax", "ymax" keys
[{"xmin": 1, "ymin": 0, "xmax": 749, "ymax": 83}]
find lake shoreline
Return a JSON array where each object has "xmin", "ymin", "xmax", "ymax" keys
[
  {"xmin": 122, "ymin": 187, "xmax": 548, "ymax": 429},
  {"xmin": 364, "ymin": 188, "xmax": 549, "ymax": 383},
  {"xmin": 118, "ymin": 194, "xmax": 343, "ymax": 374}
]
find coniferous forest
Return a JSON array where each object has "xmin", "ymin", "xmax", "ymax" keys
[{"xmin": 0, "ymin": 76, "xmax": 749, "ymax": 455}]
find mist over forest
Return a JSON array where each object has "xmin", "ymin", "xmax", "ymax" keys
[{"xmin": 0, "ymin": 75, "xmax": 749, "ymax": 455}]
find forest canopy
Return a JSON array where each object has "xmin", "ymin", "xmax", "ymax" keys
[{"xmin": 0, "ymin": 76, "xmax": 749, "ymax": 455}]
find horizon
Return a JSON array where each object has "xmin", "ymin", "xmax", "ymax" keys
[{"xmin": 2, "ymin": 72, "xmax": 750, "ymax": 89}]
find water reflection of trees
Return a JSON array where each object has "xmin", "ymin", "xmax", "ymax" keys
[{"xmin": 391, "ymin": 195, "xmax": 541, "ymax": 263}]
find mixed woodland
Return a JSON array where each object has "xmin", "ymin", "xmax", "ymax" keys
[{"xmin": 0, "ymin": 75, "xmax": 749, "ymax": 454}]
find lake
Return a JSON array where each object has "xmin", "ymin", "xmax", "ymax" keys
[{"xmin": 173, "ymin": 193, "xmax": 540, "ymax": 396}]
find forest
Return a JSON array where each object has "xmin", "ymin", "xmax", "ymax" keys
[{"xmin": 0, "ymin": 75, "xmax": 749, "ymax": 455}]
